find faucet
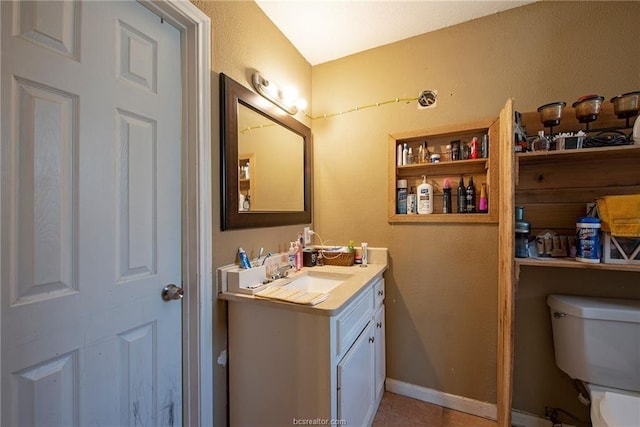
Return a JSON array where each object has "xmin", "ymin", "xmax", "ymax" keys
[{"xmin": 270, "ymin": 264, "xmax": 291, "ymax": 280}]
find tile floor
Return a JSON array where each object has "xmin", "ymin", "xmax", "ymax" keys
[{"xmin": 373, "ymin": 392, "xmax": 497, "ymax": 427}]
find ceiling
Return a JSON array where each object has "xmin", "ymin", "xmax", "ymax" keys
[{"xmin": 255, "ymin": 0, "xmax": 535, "ymax": 66}]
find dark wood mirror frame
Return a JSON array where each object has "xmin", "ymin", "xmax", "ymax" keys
[{"xmin": 220, "ymin": 73, "xmax": 312, "ymax": 230}]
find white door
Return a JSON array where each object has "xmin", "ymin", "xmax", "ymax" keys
[{"xmin": 1, "ymin": 1, "xmax": 183, "ymax": 425}]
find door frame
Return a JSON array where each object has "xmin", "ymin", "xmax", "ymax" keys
[{"xmin": 0, "ymin": 1, "xmax": 213, "ymax": 425}]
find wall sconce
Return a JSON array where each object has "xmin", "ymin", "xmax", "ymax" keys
[{"xmin": 252, "ymin": 72, "xmax": 306, "ymax": 115}]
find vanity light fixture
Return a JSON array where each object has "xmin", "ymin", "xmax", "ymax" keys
[{"xmin": 252, "ymin": 72, "xmax": 305, "ymax": 115}]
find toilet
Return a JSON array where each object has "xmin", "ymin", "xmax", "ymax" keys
[{"xmin": 547, "ymin": 294, "xmax": 640, "ymax": 427}]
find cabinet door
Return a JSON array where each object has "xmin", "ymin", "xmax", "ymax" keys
[
  {"xmin": 374, "ymin": 304, "xmax": 386, "ymax": 400},
  {"xmin": 337, "ymin": 322, "xmax": 375, "ymax": 426}
]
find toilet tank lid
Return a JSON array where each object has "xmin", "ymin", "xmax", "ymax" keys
[{"xmin": 547, "ymin": 295, "xmax": 640, "ymax": 324}]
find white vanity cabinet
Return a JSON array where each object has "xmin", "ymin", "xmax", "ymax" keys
[{"xmin": 226, "ymin": 272, "xmax": 385, "ymax": 427}]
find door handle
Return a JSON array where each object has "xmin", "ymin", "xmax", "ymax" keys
[{"xmin": 162, "ymin": 284, "xmax": 184, "ymax": 301}]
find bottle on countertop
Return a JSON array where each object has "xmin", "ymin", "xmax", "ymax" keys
[
  {"xmin": 417, "ymin": 175, "xmax": 433, "ymax": 214},
  {"xmin": 288, "ymin": 241, "xmax": 296, "ymax": 269},
  {"xmin": 294, "ymin": 241, "xmax": 303, "ymax": 271},
  {"xmin": 479, "ymin": 183, "xmax": 488, "ymax": 213},
  {"xmin": 442, "ymin": 179, "xmax": 452, "ymax": 214},
  {"xmin": 239, "ymin": 247, "xmax": 252, "ymax": 269},
  {"xmin": 466, "ymin": 176, "xmax": 476, "ymax": 213},
  {"xmin": 457, "ymin": 177, "xmax": 467, "ymax": 213}
]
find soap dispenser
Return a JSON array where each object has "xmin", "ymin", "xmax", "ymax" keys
[{"xmin": 417, "ymin": 175, "xmax": 433, "ymax": 214}]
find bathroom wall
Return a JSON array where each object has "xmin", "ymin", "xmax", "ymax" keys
[
  {"xmin": 311, "ymin": 0, "xmax": 640, "ymax": 422},
  {"xmin": 193, "ymin": 0, "xmax": 640, "ymax": 424},
  {"xmin": 191, "ymin": 1, "xmax": 312, "ymax": 425}
]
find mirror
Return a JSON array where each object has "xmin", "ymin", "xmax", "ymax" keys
[{"xmin": 220, "ymin": 73, "xmax": 312, "ymax": 230}]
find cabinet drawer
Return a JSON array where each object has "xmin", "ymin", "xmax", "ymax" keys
[
  {"xmin": 335, "ymin": 288, "xmax": 373, "ymax": 357},
  {"xmin": 373, "ymin": 277, "xmax": 385, "ymax": 308}
]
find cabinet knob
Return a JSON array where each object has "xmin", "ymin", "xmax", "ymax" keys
[
  {"xmin": 377, "ymin": 290, "xmax": 384, "ymax": 296},
  {"xmin": 376, "ymin": 322, "xmax": 382, "ymax": 328},
  {"xmin": 369, "ymin": 336, "xmax": 375, "ymax": 343}
]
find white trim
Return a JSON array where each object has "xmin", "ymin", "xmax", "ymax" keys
[
  {"xmin": 385, "ymin": 378, "xmax": 569, "ymax": 427},
  {"xmin": 137, "ymin": 1, "xmax": 212, "ymax": 426}
]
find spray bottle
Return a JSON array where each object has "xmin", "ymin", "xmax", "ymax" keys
[{"xmin": 442, "ymin": 179, "xmax": 452, "ymax": 214}]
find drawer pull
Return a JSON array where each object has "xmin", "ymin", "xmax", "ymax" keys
[
  {"xmin": 376, "ymin": 322, "xmax": 382, "ymax": 328},
  {"xmin": 377, "ymin": 290, "xmax": 384, "ymax": 296},
  {"xmin": 369, "ymin": 336, "xmax": 375, "ymax": 343}
]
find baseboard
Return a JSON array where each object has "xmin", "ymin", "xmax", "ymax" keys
[{"xmin": 385, "ymin": 378, "xmax": 573, "ymax": 427}]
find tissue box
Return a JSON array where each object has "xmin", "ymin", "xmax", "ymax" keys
[
  {"xmin": 227, "ymin": 265, "xmax": 268, "ymax": 294},
  {"xmin": 603, "ymin": 233, "xmax": 640, "ymax": 265}
]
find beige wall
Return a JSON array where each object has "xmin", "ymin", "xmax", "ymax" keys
[
  {"xmin": 195, "ymin": 0, "xmax": 640, "ymax": 424},
  {"xmin": 311, "ymin": 0, "xmax": 639, "ymax": 421},
  {"xmin": 191, "ymin": 1, "xmax": 311, "ymax": 425}
]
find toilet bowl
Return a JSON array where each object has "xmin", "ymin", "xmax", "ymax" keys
[
  {"xmin": 587, "ymin": 384, "xmax": 640, "ymax": 427},
  {"xmin": 547, "ymin": 295, "xmax": 640, "ymax": 427}
]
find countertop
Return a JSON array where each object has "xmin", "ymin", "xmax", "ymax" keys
[{"xmin": 218, "ymin": 248, "xmax": 388, "ymax": 316}]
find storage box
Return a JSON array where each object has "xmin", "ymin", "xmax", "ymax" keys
[
  {"xmin": 603, "ymin": 233, "xmax": 640, "ymax": 265},
  {"xmin": 227, "ymin": 265, "xmax": 269, "ymax": 294},
  {"xmin": 320, "ymin": 251, "xmax": 355, "ymax": 266}
]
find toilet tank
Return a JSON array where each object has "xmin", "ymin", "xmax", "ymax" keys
[{"xmin": 547, "ymin": 294, "xmax": 640, "ymax": 392}]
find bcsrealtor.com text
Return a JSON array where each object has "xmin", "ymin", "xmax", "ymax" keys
[{"xmin": 292, "ymin": 418, "xmax": 346, "ymax": 425}]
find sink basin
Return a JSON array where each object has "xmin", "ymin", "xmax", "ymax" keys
[{"xmin": 283, "ymin": 272, "xmax": 352, "ymax": 294}]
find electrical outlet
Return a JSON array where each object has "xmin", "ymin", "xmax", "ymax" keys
[{"xmin": 303, "ymin": 227, "xmax": 311, "ymax": 245}]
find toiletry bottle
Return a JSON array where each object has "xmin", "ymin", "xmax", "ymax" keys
[
  {"xmin": 402, "ymin": 143, "xmax": 408, "ymax": 165},
  {"xmin": 457, "ymin": 177, "xmax": 467, "ymax": 213},
  {"xmin": 348, "ymin": 240, "xmax": 355, "ymax": 252},
  {"xmin": 442, "ymin": 179, "xmax": 452, "ymax": 214},
  {"xmin": 481, "ymin": 134, "xmax": 489, "ymax": 158},
  {"xmin": 397, "ymin": 143, "xmax": 403, "ymax": 166},
  {"xmin": 396, "ymin": 179, "xmax": 408, "ymax": 214},
  {"xmin": 288, "ymin": 242, "xmax": 296, "ymax": 269},
  {"xmin": 531, "ymin": 130, "xmax": 549, "ymax": 152},
  {"xmin": 239, "ymin": 248, "xmax": 252, "ymax": 269},
  {"xmin": 294, "ymin": 241, "xmax": 303, "ymax": 271},
  {"xmin": 407, "ymin": 147, "xmax": 413, "ymax": 164},
  {"xmin": 422, "ymin": 141, "xmax": 430, "ymax": 163},
  {"xmin": 479, "ymin": 183, "xmax": 488, "ymax": 213},
  {"xmin": 515, "ymin": 206, "xmax": 530, "ymax": 258},
  {"xmin": 451, "ymin": 140, "xmax": 461, "ymax": 161},
  {"xmin": 461, "ymin": 141, "xmax": 470, "ymax": 160},
  {"xmin": 417, "ymin": 145, "xmax": 424, "ymax": 164},
  {"xmin": 470, "ymin": 137, "xmax": 478, "ymax": 159},
  {"xmin": 407, "ymin": 186, "xmax": 417, "ymax": 214},
  {"xmin": 466, "ymin": 176, "xmax": 476, "ymax": 213},
  {"xmin": 417, "ymin": 175, "xmax": 433, "ymax": 214}
]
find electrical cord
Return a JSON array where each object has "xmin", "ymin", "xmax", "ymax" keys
[
  {"xmin": 303, "ymin": 96, "xmax": 419, "ymax": 120},
  {"xmin": 308, "ymin": 231, "xmax": 345, "ymax": 261},
  {"xmin": 583, "ymin": 130, "xmax": 631, "ymax": 148}
]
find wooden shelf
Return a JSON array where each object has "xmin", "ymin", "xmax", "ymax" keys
[
  {"xmin": 516, "ymin": 257, "xmax": 640, "ymax": 273},
  {"xmin": 517, "ymin": 143, "xmax": 640, "ymax": 165},
  {"xmin": 397, "ymin": 158, "xmax": 488, "ymax": 178},
  {"xmin": 389, "ymin": 212, "xmax": 496, "ymax": 224},
  {"xmin": 389, "ymin": 114, "xmax": 501, "ymax": 224}
]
